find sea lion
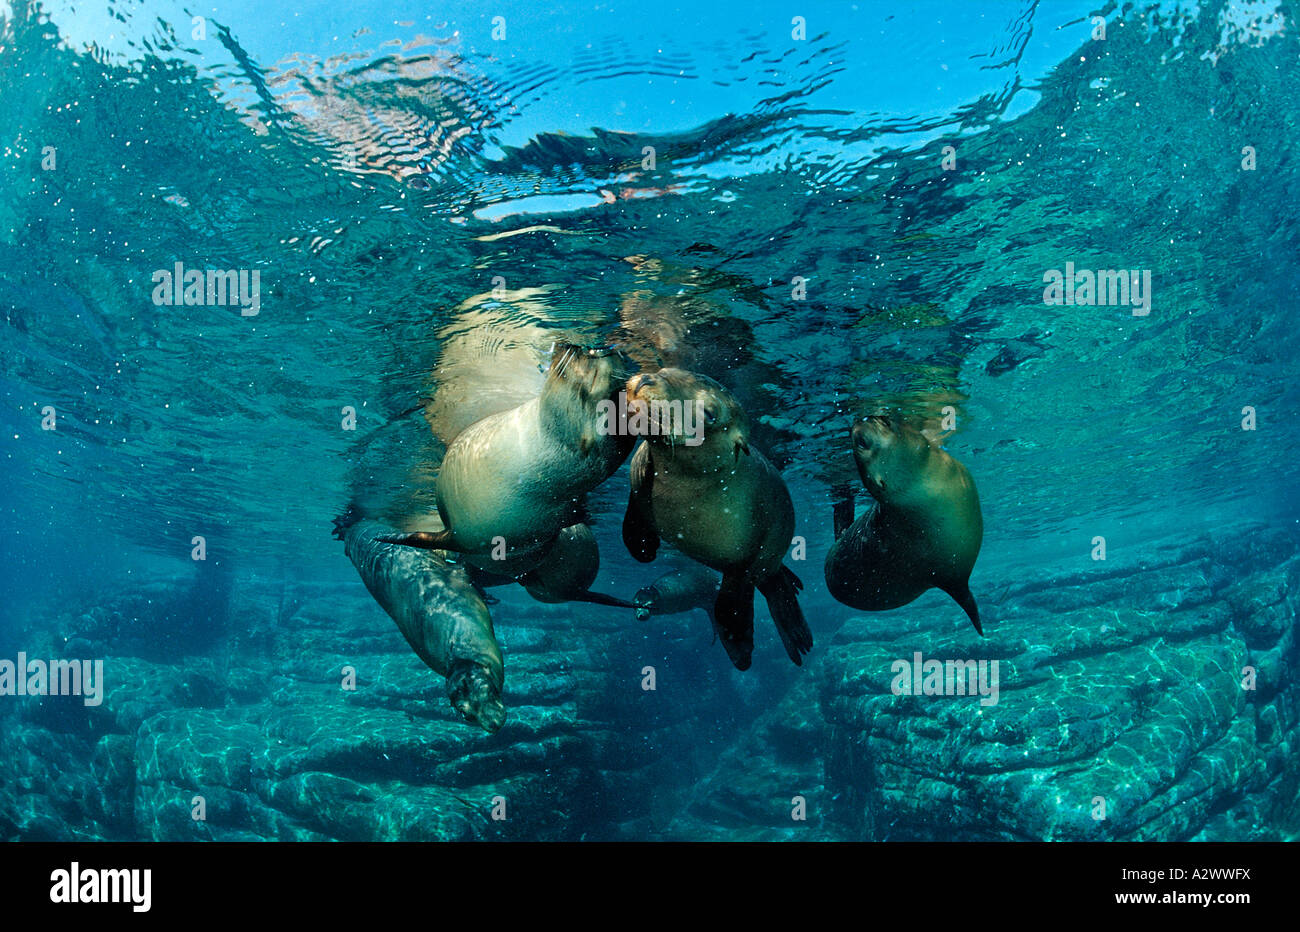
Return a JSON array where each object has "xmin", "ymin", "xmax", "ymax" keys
[
  {"xmin": 621, "ymin": 368, "xmax": 812, "ymax": 669},
  {"xmin": 338, "ymin": 516, "xmax": 506, "ymax": 733},
  {"xmin": 382, "ymin": 343, "xmax": 633, "ymax": 576},
  {"xmin": 823, "ymin": 414, "xmax": 983, "ymax": 633},
  {"xmin": 632, "ymin": 564, "xmax": 721, "ymax": 622},
  {"xmin": 471, "ymin": 523, "xmax": 634, "ymax": 608}
]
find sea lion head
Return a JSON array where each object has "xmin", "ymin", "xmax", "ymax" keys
[
  {"xmin": 545, "ymin": 342, "xmax": 627, "ymax": 401},
  {"xmin": 851, "ymin": 414, "xmax": 934, "ymax": 504},
  {"xmin": 447, "ymin": 660, "xmax": 506, "ymax": 734},
  {"xmin": 625, "ymin": 368, "xmax": 750, "ymax": 466},
  {"xmin": 543, "ymin": 342, "xmax": 631, "ymax": 455}
]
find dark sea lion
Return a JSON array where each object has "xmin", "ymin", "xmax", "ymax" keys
[
  {"xmin": 823, "ymin": 415, "xmax": 983, "ymax": 633},
  {"xmin": 338, "ymin": 516, "xmax": 506, "ymax": 733},
  {"xmin": 472, "ymin": 523, "xmax": 634, "ymax": 608},
  {"xmin": 621, "ymin": 368, "xmax": 811, "ymax": 669},
  {"xmin": 632, "ymin": 565, "xmax": 721, "ymax": 621},
  {"xmin": 382, "ymin": 343, "xmax": 633, "ymax": 576}
]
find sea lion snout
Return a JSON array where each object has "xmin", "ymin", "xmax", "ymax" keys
[{"xmin": 633, "ymin": 585, "xmax": 658, "ymax": 620}]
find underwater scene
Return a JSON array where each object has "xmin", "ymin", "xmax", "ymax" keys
[{"xmin": 1, "ymin": 0, "xmax": 1297, "ymax": 843}]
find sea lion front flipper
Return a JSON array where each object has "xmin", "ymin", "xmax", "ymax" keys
[
  {"xmin": 830, "ymin": 484, "xmax": 855, "ymax": 541},
  {"xmin": 568, "ymin": 497, "xmax": 595, "ymax": 528},
  {"xmin": 712, "ymin": 572, "xmax": 755, "ymax": 671},
  {"xmin": 622, "ymin": 445, "xmax": 660, "ymax": 563},
  {"xmin": 622, "ymin": 504, "xmax": 659, "ymax": 563},
  {"xmin": 569, "ymin": 589, "xmax": 636, "ymax": 609},
  {"xmin": 757, "ymin": 566, "xmax": 813, "ymax": 666},
  {"xmin": 376, "ymin": 530, "xmax": 459, "ymax": 551},
  {"xmin": 945, "ymin": 583, "xmax": 983, "ymax": 636}
]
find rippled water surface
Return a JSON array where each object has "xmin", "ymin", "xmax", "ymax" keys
[
  {"xmin": 5, "ymin": 0, "xmax": 1297, "ymax": 588},
  {"xmin": 1, "ymin": 1, "xmax": 1297, "ymax": 669}
]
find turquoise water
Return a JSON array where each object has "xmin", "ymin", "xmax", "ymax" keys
[{"xmin": 1, "ymin": 0, "xmax": 1297, "ymax": 841}]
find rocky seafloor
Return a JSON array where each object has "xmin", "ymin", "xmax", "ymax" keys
[{"xmin": 1, "ymin": 523, "xmax": 1296, "ymax": 842}]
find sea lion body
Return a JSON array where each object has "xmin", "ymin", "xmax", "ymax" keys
[
  {"xmin": 340, "ymin": 518, "xmax": 506, "ymax": 733},
  {"xmin": 633, "ymin": 565, "xmax": 721, "ymax": 621},
  {"xmin": 824, "ymin": 415, "xmax": 983, "ymax": 633},
  {"xmin": 487, "ymin": 523, "xmax": 632, "ymax": 608},
  {"xmin": 622, "ymin": 368, "xmax": 811, "ymax": 669},
  {"xmin": 386, "ymin": 344, "xmax": 633, "ymax": 577}
]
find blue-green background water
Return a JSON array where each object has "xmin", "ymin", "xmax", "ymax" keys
[{"xmin": 1, "ymin": 0, "xmax": 1298, "ymax": 841}]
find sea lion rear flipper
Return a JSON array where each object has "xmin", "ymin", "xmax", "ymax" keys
[
  {"xmin": 570, "ymin": 589, "xmax": 637, "ymax": 609},
  {"xmin": 377, "ymin": 530, "xmax": 459, "ymax": 551},
  {"xmin": 946, "ymin": 583, "xmax": 983, "ymax": 636},
  {"xmin": 332, "ymin": 503, "xmax": 364, "ymax": 540},
  {"xmin": 758, "ymin": 566, "xmax": 813, "ymax": 666},
  {"xmin": 712, "ymin": 572, "xmax": 755, "ymax": 671}
]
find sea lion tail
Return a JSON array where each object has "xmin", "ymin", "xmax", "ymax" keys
[
  {"xmin": 758, "ymin": 566, "xmax": 813, "ymax": 666},
  {"xmin": 946, "ymin": 583, "xmax": 983, "ymax": 636},
  {"xmin": 713, "ymin": 573, "xmax": 756, "ymax": 671},
  {"xmin": 376, "ymin": 530, "xmax": 458, "ymax": 551}
]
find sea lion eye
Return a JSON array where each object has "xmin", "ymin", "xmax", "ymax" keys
[{"xmin": 702, "ymin": 406, "xmax": 717, "ymax": 425}]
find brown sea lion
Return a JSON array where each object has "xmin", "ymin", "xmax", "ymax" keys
[
  {"xmin": 621, "ymin": 368, "xmax": 811, "ymax": 669},
  {"xmin": 382, "ymin": 343, "xmax": 633, "ymax": 576},
  {"xmin": 338, "ymin": 516, "xmax": 506, "ymax": 733},
  {"xmin": 823, "ymin": 415, "xmax": 983, "ymax": 633}
]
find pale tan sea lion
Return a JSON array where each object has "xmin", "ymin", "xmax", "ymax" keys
[
  {"xmin": 382, "ymin": 343, "xmax": 633, "ymax": 577},
  {"xmin": 621, "ymin": 368, "xmax": 811, "ymax": 669},
  {"xmin": 823, "ymin": 415, "xmax": 983, "ymax": 633}
]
